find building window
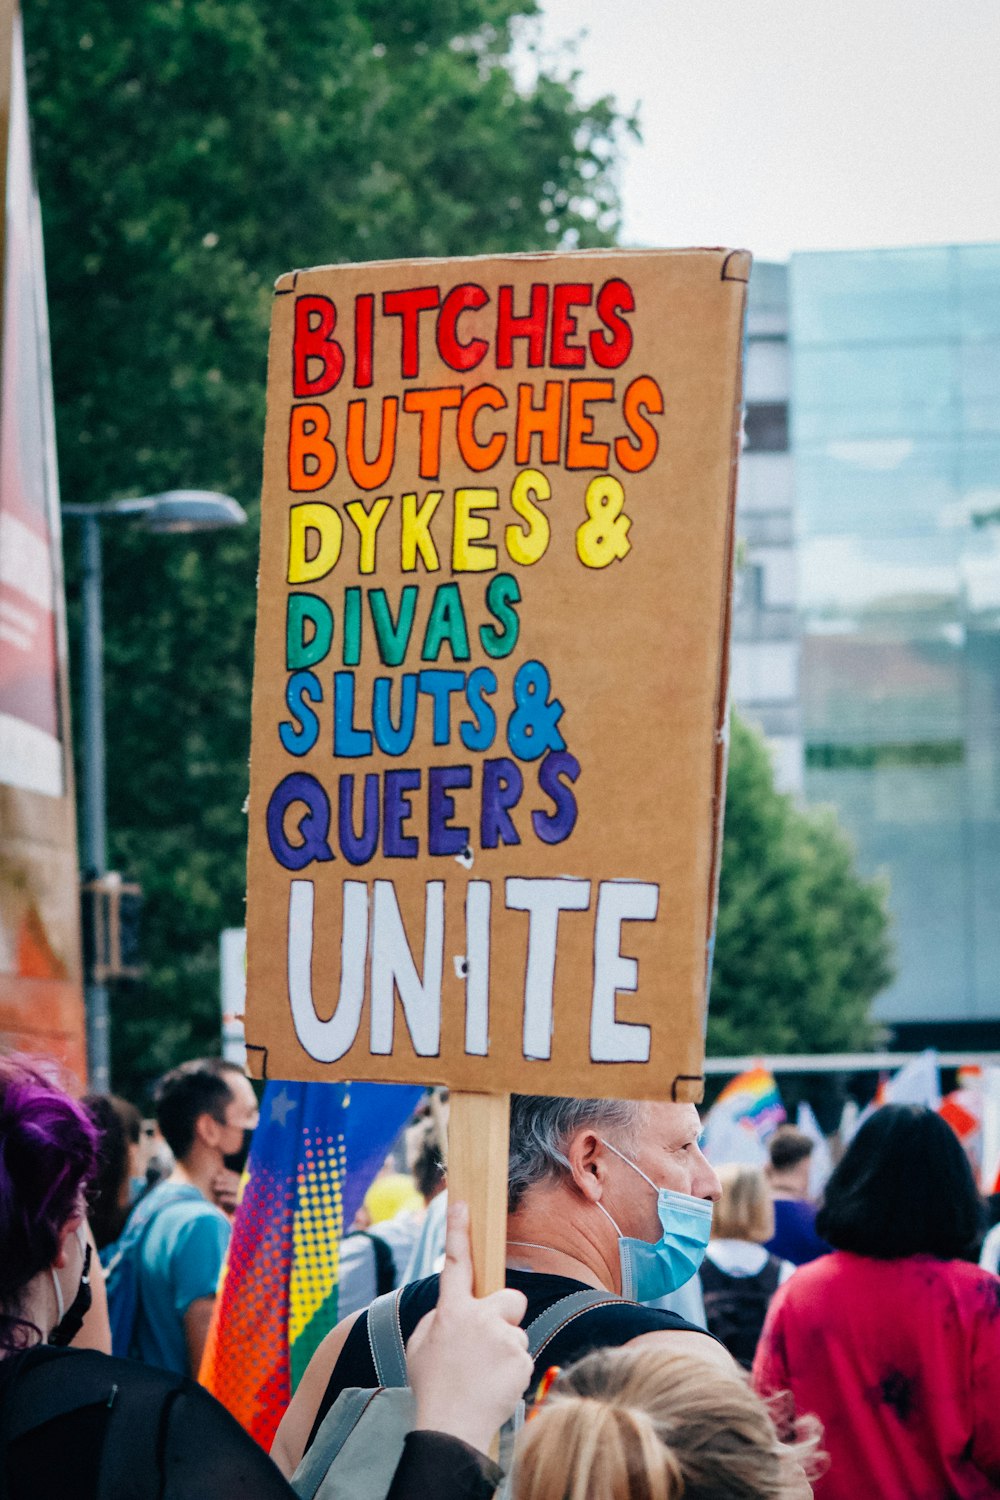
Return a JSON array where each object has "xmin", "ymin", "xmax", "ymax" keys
[{"xmin": 745, "ymin": 402, "xmax": 788, "ymax": 453}]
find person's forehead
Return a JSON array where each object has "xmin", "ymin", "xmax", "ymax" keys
[
  {"xmin": 226, "ymin": 1072, "xmax": 257, "ymax": 1109},
  {"xmin": 642, "ymin": 1100, "xmax": 702, "ymax": 1147}
]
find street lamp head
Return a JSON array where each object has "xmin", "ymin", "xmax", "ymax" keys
[
  {"xmin": 129, "ymin": 490, "xmax": 247, "ymax": 533},
  {"xmin": 65, "ymin": 489, "xmax": 247, "ymax": 532}
]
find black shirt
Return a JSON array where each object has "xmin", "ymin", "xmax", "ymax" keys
[{"xmin": 306, "ymin": 1268, "xmax": 710, "ymax": 1453}]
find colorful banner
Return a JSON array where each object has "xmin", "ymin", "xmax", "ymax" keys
[
  {"xmin": 0, "ymin": 11, "xmax": 85, "ymax": 1079},
  {"xmin": 199, "ymin": 1077, "xmax": 422, "ymax": 1448},
  {"xmin": 0, "ymin": 12, "xmax": 64, "ymax": 796},
  {"xmin": 246, "ymin": 249, "xmax": 748, "ymax": 1101}
]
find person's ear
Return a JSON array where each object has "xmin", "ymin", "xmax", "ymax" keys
[
  {"xmin": 565, "ymin": 1130, "xmax": 611, "ymax": 1204},
  {"xmin": 195, "ymin": 1110, "xmax": 225, "ymax": 1150},
  {"xmin": 52, "ymin": 1209, "xmax": 84, "ymax": 1268}
]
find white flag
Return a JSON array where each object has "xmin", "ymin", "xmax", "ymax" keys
[
  {"xmin": 701, "ymin": 1109, "xmax": 769, "ymax": 1168},
  {"xmin": 839, "ymin": 1098, "xmax": 860, "ymax": 1146},
  {"xmin": 884, "ymin": 1049, "xmax": 941, "ymax": 1111},
  {"xmin": 797, "ymin": 1101, "xmax": 834, "ymax": 1199}
]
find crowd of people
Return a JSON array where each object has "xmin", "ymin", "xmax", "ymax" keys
[{"xmin": 1, "ymin": 1052, "xmax": 999, "ymax": 1498}]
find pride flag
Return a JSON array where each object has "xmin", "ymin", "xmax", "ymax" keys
[
  {"xmin": 702, "ymin": 1065, "xmax": 786, "ymax": 1165},
  {"xmin": 715, "ymin": 1065, "xmax": 786, "ymax": 1134},
  {"xmin": 200, "ymin": 1078, "xmax": 423, "ymax": 1448}
]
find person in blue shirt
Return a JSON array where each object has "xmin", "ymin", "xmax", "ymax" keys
[
  {"xmin": 133, "ymin": 1059, "xmax": 258, "ymax": 1376},
  {"xmin": 763, "ymin": 1125, "xmax": 829, "ymax": 1266}
]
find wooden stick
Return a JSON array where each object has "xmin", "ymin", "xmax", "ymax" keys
[{"xmin": 447, "ymin": 1090, "xmax": 510, "ymax": 1297}]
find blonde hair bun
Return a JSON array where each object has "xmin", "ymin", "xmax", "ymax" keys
[{"xmin": 514, "ymin": 1346, "xmax": 820, "ymax": 1500}]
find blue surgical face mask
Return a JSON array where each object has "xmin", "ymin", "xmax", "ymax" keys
[{"xmin": 598, "ymin": 1138, "xmax": 714, "ymax": 1301}]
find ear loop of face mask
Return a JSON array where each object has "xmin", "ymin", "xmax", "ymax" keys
[
  {"xmin": 596, "ymin": 1137, "xmax": 714, "ymax": 1301},
  {"xmin": 48, "ymin": 1226, "xmax": 92, "ymax": 1346},
  {"xmin": 597, "ymin": 1137, "xmax": 661, "ymax": 1227},
  {"xmin": 49, "ymin": 1225, "xmax": 86, "ymax": 1323},
  {"xmin": 50, "ymin": 1261, "xmax": 65, "ymax": 1325}
]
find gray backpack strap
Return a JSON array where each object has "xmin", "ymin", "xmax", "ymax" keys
[
  {"xmin": 366, "ymin": 1289, "xmax": 408, "ymax": 1388},
  {"xmin": 290, "ymin": 1387, "xmax": 415, "ymax": 1500},
  {"xmin": 495, "ymin": 1293, "xmax": 625, "ymax": 1496},
  {"xmin": 525, "ymin": 1289, "xmax": 626, "ymax": 1362},
  {"xmin": 291, "ymin": 1389, "xmax": 381, "ymax": 1500}
]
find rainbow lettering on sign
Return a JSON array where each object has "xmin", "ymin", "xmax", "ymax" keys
[
  {"xmin": 265, "ymin": 276, "xmax": 663, "ymax": 874},
  {"xmin": 259, "ymin": 271, "xmax": 671, "ymax": 1072}
]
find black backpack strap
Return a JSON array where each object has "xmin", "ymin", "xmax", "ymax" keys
[
  {"xmin": 0, "ymin": 1347, "xmax": 152, "ymax": 1448},
  {"xmin": 760, "ymin": 1255, "xmax": 783, "ymax": 1296},
  {"xmin": 698, "ymin": 1258, "xmax": 731, "ymax": 1294},
  {"xmin": 363, "ymin": 1231, "xmax": 397, "ymax": 1297}
]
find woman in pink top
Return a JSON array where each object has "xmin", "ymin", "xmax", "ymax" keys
[{"xmin": 753, "ymin": 1104, "xmax": 1000, "ymax": 1500}]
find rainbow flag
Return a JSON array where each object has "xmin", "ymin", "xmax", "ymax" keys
[
  {"xmin": 702, "ymin": 1065, "xmax": 786, "ymax": 1164},
  {"xmin": 200, "ymin": 1078, "xmax": 423, "ymax": 1448},
  {"xmin": 715, "ymin": 1065, "xmax": 786, "ymax": 1134}
]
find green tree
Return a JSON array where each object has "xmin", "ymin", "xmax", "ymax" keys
[
  {"xmin": 23, "ymin": 0, "xmax": 632, "ymax": 1095},
  {"xmin": 709, "ymin": 715, "xmax": 894, "ymax": 1057}
]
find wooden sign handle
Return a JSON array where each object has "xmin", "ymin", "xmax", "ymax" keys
[{"xmin": 447, "ymin": 1090, "xmax": 510, "ymax": 1296}]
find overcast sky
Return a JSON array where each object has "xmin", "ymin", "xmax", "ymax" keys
[{"xmin": 535, "ymin": 0, "xmax": 1000, "ymax": 262}]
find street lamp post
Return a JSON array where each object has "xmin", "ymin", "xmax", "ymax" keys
[
  {"xmin": 78, "ymin": 513, "xmax": 110, "ymax": 1088},
  {"xmin": 63, "ymin": 490, "xmax": 247, "ymax": 1091}
]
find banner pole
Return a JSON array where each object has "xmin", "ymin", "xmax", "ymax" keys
[{"xmin": 0, "ymin": 0, "xmax": 16, "ymax": 360}]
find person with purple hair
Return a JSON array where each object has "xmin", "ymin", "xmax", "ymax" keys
[{"xmin": 0, "ymin": 1055, "xmax": 296, "ymax": 1499}]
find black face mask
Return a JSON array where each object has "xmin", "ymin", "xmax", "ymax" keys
[
  {"xmin": 222, "ymin": 1128, "xmax": 254, "ymax": 1176},
  {"xmin": 49, "ymin": 1240, "xmax": 93, "ymax": 1347}
]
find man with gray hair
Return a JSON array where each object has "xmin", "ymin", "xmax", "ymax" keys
[{"xmin": 273, "ymin": 1093, "xmax": 728, "ymax": 1477}]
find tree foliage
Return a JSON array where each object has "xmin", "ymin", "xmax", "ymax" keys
[
  {"xmin": 24, "ymin": 0, "xmax": 631, "ymax": 1094},
  {"xmin": 709, "ymin": 716, "xmax": 894, "ymax": 1057}
]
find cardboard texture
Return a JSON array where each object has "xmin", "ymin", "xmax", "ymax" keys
[{"xmin": 246, "ymin": 248, "xmax": 749, "ymax": 1101}]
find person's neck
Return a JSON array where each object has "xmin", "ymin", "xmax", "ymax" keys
[
  {"xmin": 505, "ymin": 1190, "xmax": 620, "ymax": 1293},
  {"xmin": 168, "ymin": 1148, "xmax": 218, "ymax": 1204},
  {"xmin": 12, "ymin": 1268, "xmax": 59, "ymax": 1350},
  {"xmin": 769, "ymin": 1176, "xmax": 806, "ymax": 1201}
]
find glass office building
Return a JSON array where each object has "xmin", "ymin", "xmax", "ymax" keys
[
  {"xmin": 792, "ymin": 246, "xmax": 1000, "ymax": 1041},
  {"xmin": 732, "ymin": 263, "xmax": 803, "ymax": 795}
]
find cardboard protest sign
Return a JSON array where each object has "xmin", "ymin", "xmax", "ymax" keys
[{"xmin": 246, "ymin": 249, "xmax": 748, "ymax": 1102}]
